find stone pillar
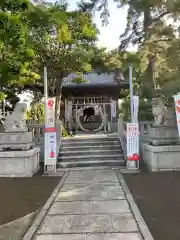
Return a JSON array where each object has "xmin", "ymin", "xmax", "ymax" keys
[{"xmin": 110, "ymin": 96, "xmax": 118, "ymax": 132}]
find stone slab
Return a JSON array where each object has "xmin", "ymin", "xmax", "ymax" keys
[
  {"xmin": 89, "ymin": 200, "xmax": 130, "ymax": 214},
  {"xmin": 0, "ymin": 143, "xmax": 35, "ymax": 151},
  {"xmin": 61, "ymin": 183, "xmax": 122, "ymax": 192},
  {"xmin": 65, "ymin": 172, "xmax": 118, "ymax": 183},
  {"xmin": 0, "ymin": 131, "xmax": 33, "ymax": 144},
  {"xmin": 55, "ymin": 189, "xmax": 125, "ymax": 201},
  {"xmin": 148, "ymin": 126, "xmax": 180, "ymax": 145},
  {"xmin": 34, "ymin": 235, "xmax": 86, "ymax": 240},
  {"xmin": 34, "ymin": 233, "xmax": 143, "ymax": 240},
  {"xmin": 38, "ymin": 213, "xmax": 138, "ymax": 234},
  {"xmin": 143, "ymin": 144, "xmax": 180, "ymax": 171},
  {"xmin": 49, "ymin": 201, "xmax": 90, "ymax": 214},
  {"xmin": 86, "ymin": 233, "xmax": 143, "ymax": 240},
  {"xmin": 5, "ymin": 128, "xmax": 28, "ymax": 133},
  {"xmin": 68, "ymin": 170, "xmax": 117, "ymax": 178},
  {"xmin": 149, "ymin": 126, "xmax": 178, "ymax": 139},
  {"xmin": 0, "ymin": 147, "xmax": 40, "ymax": 177},
  {"xmin": 0, "ymin": 131, "xmax": 34, "ymax": 151},
  {"xmin": 49, "ymin": 200, "xmax": 130, "ymax": 215}
]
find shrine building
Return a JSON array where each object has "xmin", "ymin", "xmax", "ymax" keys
[{"xmin": 61, "ymin": 69, "xmax": 128, "ymax": 133}]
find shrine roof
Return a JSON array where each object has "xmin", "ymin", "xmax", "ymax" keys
[{"xmin": 62, "ymin": 72, "xmax": 127, "ymax": 88}]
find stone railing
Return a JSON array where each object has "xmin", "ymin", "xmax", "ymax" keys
[
  {"xmin": 138, "ymin": 121, "xmax": 153, "ymax": 136},
  {"xmin": 26, "ymin": 122, "xmax": 44, "ymax": 145},
  {"xmin": 26, "ymin": 120, "xmax": 62, "ymax": 159},
  {"xmin": 118, "ymin": 118, "xmax": 127, "ymax": 160}
]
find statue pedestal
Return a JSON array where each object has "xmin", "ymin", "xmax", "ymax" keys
[
  {"xmin": 143, "ymin": 144, "xmax": 180, "ymax": 172},
  {"xmin": 147, "ymin": 125, "xmax": 180, "ymax": 146},
  {"xmin": 0, "ymin": 131, "xmax": 40, "ymax": 177},
  {"xmin": 5, "ymin": 128, "xmax": 28, "ymax": 133},
  {"xmin": 143, "ymin": 125, "xmax": 180, "ymax": 172},
  {"xmin": 0, "ymin": 102, "xmax": 40, "ymax": 177},
  {"xmin": 0, "ymin": 131, "xmax": 34, "ymax": 151},
  {"xmin": 0, "ymin": 147, "xmax": 40, "ymax": 177}
]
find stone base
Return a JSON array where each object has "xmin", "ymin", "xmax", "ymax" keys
[
  {"xmin": 5, "ymin": 128, "xmax": 28, "ymax": 132},
  {"xmin": 0, "ymin": 131, "xmax": 34, "ymax": 151},
  {"xmin": 143, "ymin": 144, "xmax": 180, "ymax": 172},
  {"xmin": 148, "ymin": 126, "xmax": 179, "ymax": 145},
  {"xmin": 0, "ymin": 147, "xmax": 40, "ymax": 177}
]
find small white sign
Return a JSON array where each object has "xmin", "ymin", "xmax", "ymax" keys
[
  {"xmin": 126, "ymin": 123, "xmax": 139, "ymax": 168},
  {"xmin": 44, "ymin": 97, "xmax": 57, "ymax": 169},
  {"xmin": 44, "ymin": 132, "xmax": 57, "ymax": 165}
]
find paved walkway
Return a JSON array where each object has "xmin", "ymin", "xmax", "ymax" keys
[{"xmin": 30, "ymin": 170, "xmax": 153, "ymax": 240}]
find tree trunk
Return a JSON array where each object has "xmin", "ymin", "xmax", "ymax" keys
[
  {"xmin": 55, "ymin": 75, "xmax": 63, "ymax": 120},
  {"xmin": 55, "ymin": 89, "xmax": 62, "ymax": 120},
  {"xmin": 143, "ymin": 8, "xmax": 151, "ymax": 41}
]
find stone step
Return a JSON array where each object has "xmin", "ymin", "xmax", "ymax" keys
[
  {"xmin": 62, "ymin": 134, "xmax": 118, "ymax": 141},
  {"xmin": 62, "ymin": 137, "xmax": 119, "ymax": 142},
  {"xmin": 59, "ymin": 149, "xmax": 122, "ymax": 157},
  {"xmin": 60, "ymin": 144, "xmax": 121, "ymax": 151},
  {"xmin": 57, "ymin": 159, "xmax": 124, "ymax": 168},
  {"xmin": 56, "ymin": 166, "xmax": 125, "ymax": 171},
  {"xmin": 61, "ymin": 140, "xmax": 120, "ymax": 147},
  {"xmin": 58, "ymin": 154, "xmax": 124, "ymax": 162}
]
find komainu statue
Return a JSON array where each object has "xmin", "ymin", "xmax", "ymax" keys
[
  {"xmin": 152, "ymin": 98, "xmax": 170, "ymax": 126},
  {"xmin": 0, "ymin": 110, "xmax": 5, "ymax": 127},
  {"xmin": 4, "ymin": 102, "xmax": 28, "ymax": 132}
]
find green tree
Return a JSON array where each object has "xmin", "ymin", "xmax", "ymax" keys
[
  {"xmin": 25, "ymin": 2, "xmax": 98, "ymax": 118},
  {"xmin": 26, "ymin": 102, "xmax": 44, "ymax": 123},
  {"xmin": 0, "ymin": 0, "xmax": 39, "ymax": 91},
  {"xmin": 79, "ymin": 0, "xmax": 180, "ymax": 113}
]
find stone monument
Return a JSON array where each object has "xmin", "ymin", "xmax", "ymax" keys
[
  {"xmin": 143, "ymin": 98, "xmax": 180, "ymax": 172},
  {"xmin": 148, "ymin": 98, "xmax": 179, "ymax": 145},
  {"xmin": 0, "ymin": 102, "xmax": 40, "ymax": 177}
]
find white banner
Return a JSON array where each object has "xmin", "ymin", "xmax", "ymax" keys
[
  {"xmin": 126, "ymin": 123, "xmax": 139, "ymax": 163},
  {"xmin": 132, "ymin": 96, "xmax": 139, "ymax": 123},
  {"xmin": 111, "ymin": 100, "xmax": 116, "ymax": 118},
  {"xmin": 46, "ymin": 98, "xmax": 56, "ymax": 128},
  {"xmin": 174, "ymin": 93, "xmax": 180, "ymax": 137},
  {"xmin": 44, "ymin": 97, "xmax": 56, "ymax": 167}
]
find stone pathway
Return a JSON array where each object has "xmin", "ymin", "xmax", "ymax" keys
[{"xmin": 31, "ymin": 170, "xmax": 152, "ymax": 240}]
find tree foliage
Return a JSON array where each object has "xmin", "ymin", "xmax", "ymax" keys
[
  {"xmin": 79, "ymin": 0, "xmax": 180, "ymax": 120},
  {"xmin": 0, "ymin": 0, "xmax": 99, "ymax": 117},
  {"xmin": 25, "ymin": 2, "xmax": 98, "ymax": 116},
  {"xmin": 0, "ymin": 0, "xmax": 39, "ymax": 88}
]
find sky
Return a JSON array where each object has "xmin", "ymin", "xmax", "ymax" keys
[{"xmin": 53, "ymin": 0, "xmax": 128, "ymax": 50}]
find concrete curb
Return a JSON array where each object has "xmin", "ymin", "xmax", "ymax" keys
[
  {"xmin": 116, "ymin": 171, "xmax": 154, "ymax": 240},
  {"xmin": 22, "ymin": 171, "xmax": 69, "ymax": 240}
]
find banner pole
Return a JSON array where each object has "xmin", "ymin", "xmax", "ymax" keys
[
  {"xmin": 129, "ymin": 64, "xmax": 133, "ymax": 123},
  {"xmin": 44, "ymin": 66, "xmax": 48, "ymax": 173}
]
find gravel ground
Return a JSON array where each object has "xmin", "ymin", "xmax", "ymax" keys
[
  {"xmin": 124, "ymin": 166, "xmax": 180, "ymax": 240},
  {"xmin": 0, "ymin": 169, "xmax": 60, "ymax": 225}
]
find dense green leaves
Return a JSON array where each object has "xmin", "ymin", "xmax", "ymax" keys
[
  {"xmin": 0, "ymin": 0, "xmax": 38, "ymax": 88},
  {"xmin": 0, "ymin": 0, "xmax": 99, "ymax": 115}
]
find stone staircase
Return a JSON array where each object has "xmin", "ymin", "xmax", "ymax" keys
[{"xmin": 57, "ymin": 134, "xmax": 125, "ymax": 168}]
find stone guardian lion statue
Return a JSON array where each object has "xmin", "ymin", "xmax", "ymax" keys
[
  {"xmin": 152, "ymin": 98, "xmax": 168, "ymax": 126},
  {"xmin": 152, "ymin": 98, "xmax": 175, "ymax": 126},
  {"xmin": 4, "ymin": 102, "xmax": 28, "ymax": 132}
]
